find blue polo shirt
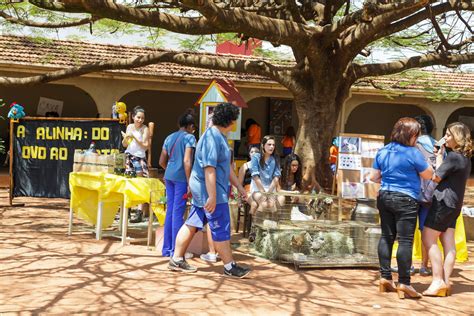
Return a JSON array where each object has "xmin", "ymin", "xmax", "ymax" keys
[
  {"xmin": 189, "ymin": 126, "xmax": 231, "ymax": 207},
  {"xmin": 250, "ymin": 153, "xmax": 281, "ymax": 192},
  {"xmin": 373, "ymin": 142, "xmax": 429, "ymax": 199},
  {"xmin": 163, "ymin": 130, "xmax": 196, "ymax": 183}
]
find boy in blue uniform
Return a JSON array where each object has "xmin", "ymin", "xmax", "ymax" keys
[{"xmin": 169, "ymin": 103, "xmax": 250, "ymax": 278}]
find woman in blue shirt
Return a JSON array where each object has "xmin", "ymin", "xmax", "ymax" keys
[
  {"xmin": 370, "ymin": 117, "xmax": 433, "ymax": 299},
  {"xmin": 159, "ymin": 109, "xmax": 196, "ymax": 257},
  {"xmin": 249, "ymin": 135, "xmax": 281, "ymax": 215}
]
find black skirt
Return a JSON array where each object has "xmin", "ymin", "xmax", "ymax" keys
[{"xmin": 424, "ymin": 198, "xmax": 460, "ymax": 232}]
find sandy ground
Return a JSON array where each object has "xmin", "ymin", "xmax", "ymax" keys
[{"xmin": 1, "ymin": 190, "xmax": 473, "ymax": 315}]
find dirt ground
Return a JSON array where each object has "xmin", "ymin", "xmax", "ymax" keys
[{"xmin": 1, "ymin": 189, "xmax": 473, "ymax": 315}]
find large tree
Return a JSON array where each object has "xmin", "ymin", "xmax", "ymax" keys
[{"xmin": 1, "ymin": 0, "xmax": 473, "ymax": 187}]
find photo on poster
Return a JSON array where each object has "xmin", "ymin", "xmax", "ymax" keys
[
  {"xmin": 342, "ymin": 182, "xmax": 365, "ymax": 199},
  {"xmin": 340, "ymin": 137, "xmax": 361, "ymax": 153},
  {"xmin": 206, "ymin": 106, "xmax": 215, "ymax": 129},
  {"xmin": 338, "ymin": 154, "xmax": 362, "ymax": 170},
  {"xmin": 360, "ymin": 167, "xmax": 375, "ymax": 183},
  {"xmin": 361, "ymin": 140, "xmax": 384, "ymax": 158}
]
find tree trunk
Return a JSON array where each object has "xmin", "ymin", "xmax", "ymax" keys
[{"xmin": 293, "ymin": 85, "xmax": 348, "ymax": 191}]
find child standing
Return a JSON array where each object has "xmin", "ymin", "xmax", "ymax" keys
[
  {"xmin": 281, "ymin": 126, "xmax": 296, "ymax": 156},
  {"xmin": 122, "ymin": 106, "xmax": 150, "ymax": 222},
  {"xmin": 159, "ymin": 109, "xmax": 197, "ymax": 257}
]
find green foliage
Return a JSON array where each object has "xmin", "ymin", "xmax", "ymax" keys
[
  {"xmin": 253, "ymin": 47, "xmax": 291, "ymax": 61},
  {"xmin": 178, "ymin": 35, "xmax": 212, "ymax": 51},
  {"xmin": 216, "ymin": 33, "xmax": 239, "ymax": 44},
  {"xmin": 360, "ymin": 70, "xmax": 466, "ymax": 102}
]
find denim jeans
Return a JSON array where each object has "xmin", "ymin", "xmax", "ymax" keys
[{"xmin": 377, "ymin": 190, "xmax": 418, "ymax": 285}]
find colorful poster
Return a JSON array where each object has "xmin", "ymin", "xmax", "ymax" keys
[
  {"xmin": 338, "ymin": 154, "xmax": 362, "ymax": 170},
  {"xmin": 361, "ymin": 167, "xmax": 375, "ymax": 183},
  {"xmin": 340, "ymin": 136, "xmax": 361, "ymax": 153},
  {"xmin": 361, "ymin": 140, "xmax": 384, "ymax": 158},
  {"xmin": 342, "ymin": 182, "xmax": 365, "ymax": 199}
]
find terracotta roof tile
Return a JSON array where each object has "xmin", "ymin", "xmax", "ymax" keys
[{"xmin": 0, "ymin": 35, "xmax": 473, "ymax": 95}]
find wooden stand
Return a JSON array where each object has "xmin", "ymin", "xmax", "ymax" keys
[{"xmin": 7, "ymin": 119, "xmax": 24, "ymax": 207}]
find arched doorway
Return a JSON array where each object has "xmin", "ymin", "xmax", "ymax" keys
[
  {"xmin": 445, "ymin": 107, "xmax": 474, "ymax": 133},
  {"xmin": 345, "ymin": 102, "xmax": 427, "ymax": 142},
  {"xmin": 446, "ymin": 107, "xmax": 474, "ymax": 174},
  {"xmin": 120, "ymin": 89, "xmax": 201, "ymax": 167}
]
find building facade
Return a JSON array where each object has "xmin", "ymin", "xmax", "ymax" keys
[{"xmin": 1, "ymin": 35, "xmax": 473, "ymax": 166}]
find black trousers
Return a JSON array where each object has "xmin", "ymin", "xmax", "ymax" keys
[{"xmin": 377, "ymin": 190, "xmax": 418, "ymax": 285}]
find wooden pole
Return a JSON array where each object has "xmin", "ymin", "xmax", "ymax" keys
[
  {"xmin": 9, "ymin": 119, "xmax": 13, "ymax": 206},
  {"xmin": 147, "ymin": 122, "xmax": 155, "ymax": 167}
]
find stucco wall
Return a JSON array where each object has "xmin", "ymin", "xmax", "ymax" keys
[
  {"xmin": 0, "ymin": 81, "xmax": 97, "ymax": 163},
  {"xmin": 343, "ymin": 93, "xmax": 474, "ymax": 140},
  {"xmin": 344, "ymin": 102, "xmax": 426, "ymax": 142}
]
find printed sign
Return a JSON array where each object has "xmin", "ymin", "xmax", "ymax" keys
[
  {"xmin": 37, "ymin": 97, "xmax": 64, "ymax": 116},
  {"xmin": 12, "ymin": 118, "xmax": 123, "ymax": 198}
]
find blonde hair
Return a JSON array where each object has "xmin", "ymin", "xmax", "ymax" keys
[{"xmin": 447, "ymin": 122, "xmax": 472, "ymax": 158}]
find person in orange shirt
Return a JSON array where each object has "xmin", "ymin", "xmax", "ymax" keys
[
  {"xmin": 329, "ymin": 137, "xmax": 339, "ymax": 174},
  {"xmin": 281, "ymin": 126, "xmax": 296, "ymax": 156},
  {"xmin": 245, "ymin": 119, "xmax": 261, "ymax": 150}
]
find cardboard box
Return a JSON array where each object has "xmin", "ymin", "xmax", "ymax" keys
[
  {"xmin": 73, "ymin": 150, "xmax": 115, "ymax": 173},
  {"xmin": 463, "ymin": 215, "xmax": 474, "ymax": 241},
  {"xmin": 155, "ymin": 226, "xmax": 209, "ymax": 255}
]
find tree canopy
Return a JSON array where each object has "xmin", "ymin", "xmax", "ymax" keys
[{"xmin": 1, "ymin": 0, "xmax": 473, "ymax": 186}]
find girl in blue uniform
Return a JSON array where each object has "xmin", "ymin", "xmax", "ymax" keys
[
  {"xmin": 168, "ymin": 103, "xmax": 251, "ymax": 278},
  {"xmin": 159, "ymin": 109, "xmax": 196, "ymax": 257}
]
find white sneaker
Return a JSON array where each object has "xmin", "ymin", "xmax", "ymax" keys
[
  {"xmin": 200, "ymin": 252, "xmax": 218, "ymax": 263},
  {"xmin": 184, "ymin": 252, "xmax": 194, "ymax": 259}
]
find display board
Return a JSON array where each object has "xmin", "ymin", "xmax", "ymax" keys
[
  {"xmin": 336, "ymin": 133, "xmax": 384, "ymax": 199},
  {"xmin": 269, "ymin": 98, "xmax": 293, "ymax": 136},
  {"xmin": 11, "ymin": 117, "xmax": 123, "ymax": 199}
]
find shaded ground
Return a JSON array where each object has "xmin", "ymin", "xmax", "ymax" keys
[{"xmin": 1, "ymin": 189, "xmax": 473, "ymax": 315}]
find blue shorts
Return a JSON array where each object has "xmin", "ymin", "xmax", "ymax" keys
[
  {"xmin": 282, "ymin": 147, "xmax": 292, "ymax": 156},
  {"xmin": 418, "ymin": 205, "xmax": 429, "ymax": 231},
  {"xmin": 185, "ymin": 203, "xmax": 231, "ymax": 242}
]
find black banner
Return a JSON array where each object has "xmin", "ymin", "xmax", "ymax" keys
[{"xmin": 13, "ymin": 118, "xmax": 123, "ymax": 199}]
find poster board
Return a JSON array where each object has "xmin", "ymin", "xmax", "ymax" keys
[
  {"xmin": 37, "ymin": 97, "xmax": 64, "ymax": 116},
  {"xmin": 11, "ymin": 117, "xmax": 123, "ymax": 199},
  {"xmin": 336, "ymin": 133, "xmax": 384, "ymax": 199}
]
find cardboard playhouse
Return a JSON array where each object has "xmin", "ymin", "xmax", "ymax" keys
[{"xmin": 195, "ymin": 78, "xmax": 248, "ymax": 139}]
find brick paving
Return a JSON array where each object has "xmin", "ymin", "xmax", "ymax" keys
[{"xmin": 0, "ymin": 189, "xmax": 473, "ymax": 315}]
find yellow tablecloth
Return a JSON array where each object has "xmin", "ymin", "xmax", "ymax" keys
[
  {"xmin": 392, "ymin": 214, "xmax": 468, "ymax": 263},
  {"xmin": 69, "ymin": 172, "xmax": 165, "ymax": 228}
]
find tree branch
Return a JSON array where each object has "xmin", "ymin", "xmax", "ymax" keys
[
  {"xmin": 0, "ymin": 50, "xmax": 286, "ymax": 87},
  {"xmin": 28, "ymin": 0, "xmax": 218, "ymax": 35},
  {"xmin": 351, "ymin": 52, "xmax": 474, "ymax": 80},
  {"xmin": 327, "ymin": 0, "xmax": 428, "ymax": 38},
  {"xmin": 0, "ymin": 10, "xmax": 99, "ymax": 28},
  {"xmin": 180, "ymin": 0, "xmax": 314, "ymax": 47},
  {"xmin": 372, "ymin": 2, "xmax": 468, "ymax": 42}
]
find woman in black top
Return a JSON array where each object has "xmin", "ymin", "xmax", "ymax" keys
[{"xmin": 422, "ymin": 122, "xmax": 472, "ymax": 297}]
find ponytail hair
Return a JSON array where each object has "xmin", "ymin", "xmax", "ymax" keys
[
  {"xmin": 178, "ymin": 108, "xmax": 195, "ymax": 128},
  {"xmin": 132, "ymin": 106, "xmax": 145, "ymax": 117}
]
